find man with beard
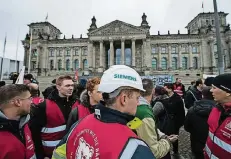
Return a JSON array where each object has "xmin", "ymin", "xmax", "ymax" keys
[
  {"xmin": 29, "ymin": 75, "xmax": 80, "ymax": 159},
  {"xmin": 0, "ymin": 84, "xmax": 36, "ymax": 159}
]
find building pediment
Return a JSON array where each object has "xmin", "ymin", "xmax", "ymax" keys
[{"xmin": 88, "ymin": 20, "xmax": 148, "ymax": 36}]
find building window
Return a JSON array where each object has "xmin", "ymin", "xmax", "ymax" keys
[
  {"xmin": 193, "ymin": 57, "xmax": 198, "ymax": 69},
  {"xmin": 83, "ymin": 48, "xmax": 87, "ymax": 56},
  {"xmin": 151, "ymin": 58, "xmax": 157, "ymax": 70},
  {"xmin": 192, "ymin": 46, "xmax": 198, "ymax": 53},
  {"xmin": 49, "ymin": 50, "xmax": 54, "ymax": 57},
  {"xmin": 66, "ymin": 59, "xmax": 70, "ymax": 70},
  {"xmin": 66, "ymin": 49, "xmax": 71, "ymax": 56},
  {"xmin": 152, "ymin": 47, "xmax": 156, "ymax": 54},
  {"xmin": 58, "ymin": 50, "xmax": 62, "ymax": 57},
  {"xmin": 32, "ymin": 49, "xmax": 37, "ymax": 57},
  {"xmin": 161, "ymin": 57, "xmax": 167, "ymax": 70},
  {"xmin": 50, "ymin": 60, "xmax": 54, "ymax": 70},
  {"xmin": 58, "ymin": 59, "xmax": 62, "ymax": 70},
  {"xmin": 161, "ymin": 47, "xmax": 166, "ymax": 53},
  {"xmin": 206, "ymin": 20, "xmax": 209, "ymax": 25},
  {"xmin": 74, "ymin": 59, "xmax": 79, "ymax": 70},
  {"xmin": 172, "ymin": 47, "xmax": 177, "ymax": 54},
  {"xmin": 116, "ymin": 49, "xmax": 121, "ymax": 65},
  {"xmin": 83, "ymin": 59, "xmax": 88, "ymax": 70},
  {"xmin": 212, "ymin": 20, "xmax": 215, "ymax": 25},
  {"xmin": 182, "ymin": 57, "xmax": 188, "ymax": 69},
  {"xmin": 75, "ymin": 48, "xmax": 79, "ymax": 56},
  {"xmin": 172, "ymin": 57, "xmax": 177, "ymax": 70},
  {"xmin": 125, "ymin": 48, "xmax": 132, "ymax": 66},
  {"xmin": 214, "ymin": 44, "xmax": 217, "ymax": 53}
]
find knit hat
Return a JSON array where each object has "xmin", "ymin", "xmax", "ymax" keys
[
  {"xmin": 204, "ymin": 77, "xmax": 215, "ymax": 86},
  {"xmin": 212, "ymin": 74, "xmax": 231, "ymax": 93}
]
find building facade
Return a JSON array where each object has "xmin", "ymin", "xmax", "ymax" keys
[{"xmin": 22, "ymin": 12, "xmax": 231, "ymax": 76}]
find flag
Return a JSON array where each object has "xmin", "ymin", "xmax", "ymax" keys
[
  {"xmin": 15, "ymin": 66, "xmax": 25, "ymax": 84},
  {"xmin": 45, "ymin": 13, "xmax": 48, "ymax": 21},
  {"xmin": 202, "ymin": 2, "xmax": 204, "ymax": 9},
  {"xmin": 74, "ymin": 69, "xmax": 79, "ymax": 81}
]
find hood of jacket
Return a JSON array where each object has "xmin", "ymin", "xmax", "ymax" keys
[
  {"xmin": 139, "ymin": 96, "xmax": 150, "ymax": 106},
  {"xmin": 80, "ymin": 89, "xmax": 94, "ymax": 113},
  {"xmin": 0, "ymin": 111, "xmax": 30, "ymax": 132},
  {"xmin": 193, "ymin": 99, "xmax": 216, "ymax": 117}
]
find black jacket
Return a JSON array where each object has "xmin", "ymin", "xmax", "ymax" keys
[
  {"xmin": 42, "ymin": 85, "xmax": 56, "ymax": 99},
  {"xmin": 29, "ymin": 90, "xmax": 79, "ymax": 158},
  {"xmin": 184, "ymin": 99, "xmax": 216, "ymax": 154},
  {"xmin": 66, "ymin": 89, "xmax": 95, "ymax": 132},
  {"xmin": 185, "ymin": 86, "xmax": 202, "ymax": 109}
]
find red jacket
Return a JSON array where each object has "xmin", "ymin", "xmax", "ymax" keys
[
  {"xmin": 204, "ymin": 106, "xmax": 231, "ymax": 159},
  {"xmin": 0, "ymin": 115, "xmax": 36, "ymax": 159},
  {"xmin": 41, "ymin": 99, "xmax": 80, "ymax": 157},
  {"xmin": 32, "ymin": 97, "xmax": 44, "ymax": 105}
]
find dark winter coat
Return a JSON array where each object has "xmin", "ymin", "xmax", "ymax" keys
[
  {"xmin": 184, "ymin": 99, "xmax": 216, "ymax": 155},
  {"xmin": 185, "ymin": 86, "xmax": 202, "ymax": 109}
]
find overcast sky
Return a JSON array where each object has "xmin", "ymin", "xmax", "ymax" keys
[{"xmin": 0, "ymin": 0, "xmax": 230, "ymax": 61}]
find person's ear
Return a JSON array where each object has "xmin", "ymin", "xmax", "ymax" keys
[
  {"xmin": 119, "ymin": 93, "xmax": 126, "ymax": 106},
  {"xmin": 88, "ymin": 91, "xmax": 92, "ymax": 97}
]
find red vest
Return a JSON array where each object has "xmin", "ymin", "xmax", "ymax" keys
[
  {"xmin": 174, "ymin": 84, "xmax": 183, "ymax": 97},
  {"xmin": 0, "ymin": 124, "xmax": 36, "ymax": 159},
  {"xmin": 77, "ymin": 104, "xmax": 91, "ymax": 119},
  {"xmin": 66, "ymin": 114, "xmax": 140, "ymax": 159},
  {"xmin": 205, "ymin": 107, "xmax": 231, "ymax": 159},
  {"xmin": 32, "ymin": 97, "xmax": 44, "ymax": 105},
  {"xmin": 41, "ymin": 99, "xmax": 80, "ymax": 157}
]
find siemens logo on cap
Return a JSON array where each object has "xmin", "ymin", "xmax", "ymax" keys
[{"xmin": 114, "ymin": 74, "xmax": 137, "ymax": 81}]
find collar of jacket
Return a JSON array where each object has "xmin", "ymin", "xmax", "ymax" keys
[
  {"xmin": 0, "ymin": 111, "xmax": 30, "ymax": 131},
  {"xmin": 80, "ymin": 89, "xmax": 94, "ymax": 113},
  {"xmin": 48, "ymin": 89, "xmax": 77, "ymax": 103},
  {"xmin": 94, "ymin": 102, "xmax": 135, "ymax": 125},
  {"xmin": 139, "ymin": 96, "xmax": 150, "ymax": 106}
]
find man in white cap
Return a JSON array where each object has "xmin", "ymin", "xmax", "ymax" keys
[
  {"xmin": 204, "ymin": 73, "xmax": 231, "ymax": 159},
  {"xmin": 52, "ymin": 65, "xmax": 155, "ymax": 159}
]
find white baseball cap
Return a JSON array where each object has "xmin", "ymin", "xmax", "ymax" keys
[{"xmin": 98, "ymin": 65, "xmax": 145, "ymax": 93}]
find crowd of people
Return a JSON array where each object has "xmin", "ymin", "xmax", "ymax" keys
[{"xmin": 0, "ymin": 65, "xmax": 231, "ymax": 159}]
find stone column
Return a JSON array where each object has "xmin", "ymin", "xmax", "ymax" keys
[
  {"xmin": 210, "ymin": 41, "xmax": 216, "ymax": 67},
  {"xmin": 199, "ymin": 44, "xmax": 203, "ymax": 68},
  {"xmin": 132, "ymin": 39, "xmax": 136, "ymax": 67},
  {"xmin": 54, "ymin": 48, "xmax": 57, "ymax": 69},
  {"xmin": 189, "ymin": 44, "xmax": 193, "ymax": 68},
  {"xmin": 70, "ymin": 48, "xmax": 73, "ymax": 70},
  {"xmin": 141, "ymin": 39, "xmax": 146, "ymax": 68},
  {"xmin": 100, "ymin": 40, "xmax": 104, "ymax": 67},
  {"xmin": 92, "ymin": 44, "xmax": 96, "ymax": 68},
  {"xmin": 87, "ymin": 42, "xmax": 93, "ymax": 69},
  {"xmin": 98, "ymin": 40, "xmax": 104, "ymax": 73},
  {"xmin": 158, "ymin": 45, "xmax": 162, "ymax": 69},
  {"xmin": 178, "ymin": 45, "xmax": 182, "ymax": 69},
  {"xmin": 79, "ymin": 47, "xmax": 82, "ymax": 69},
  {"xmin": 121, "ymin": 39, "xmax": 125, "ymax": 65},
  {"xmin": 228, "ymin": 41, "xmax": 231, "ymax": 67},
  {"xmin": 62, "ymin": 48, "xmax": 65, "ymax": 70},
  {"xmin": 168, "ymin": 45, "xmax": 172, "ymax": 69},
  {"xmin": 110, "ymin": 40, "xmax": 114, "ymax": 66},
  {"xmin": 36, "ymin": 47, "xmax": 40, "ymax": 70}
]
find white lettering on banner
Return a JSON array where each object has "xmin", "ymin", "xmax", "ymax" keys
[
  {"xmin": 209, "ymin": 131, "xmax": 231, "ymax": 152},
  {"xmin": 42, "ymin": 140, "xmax": 61, "ymax": 147},
  {"xmin": 41, "ymin": 125, "xmax": 66, "ymax": 133},
  {"xmin": 141, "ymin": 75, "xmax": 173, "ymax": 86},
  {"xmin": 120, "ymin": 138, "xmax": 148, "ymax": 159},
  {"xmin": 205, "ymin": 144, "xmax": 219, "ymax": 159}
]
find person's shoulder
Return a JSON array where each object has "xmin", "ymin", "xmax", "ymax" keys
[{"xmin": 136, "ymin": 104, "xmax": 154, "ymax": 120}]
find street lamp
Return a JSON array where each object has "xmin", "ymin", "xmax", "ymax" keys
[{"xmin": 213, "ymin": 0, "xmax": 224, "ymax": 74}]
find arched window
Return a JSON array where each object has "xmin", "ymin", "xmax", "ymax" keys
[
  {"xmin": 66, "ymin": 59, "xmax": 70, "ymax": 71},
  {"xmin": 125, "ymin": 48, "xmax": 132, "ymax": 66},
  {"xmin": 50, "ymin": 60, "xmax": 54, "ymax": 70},
  {"xmin": 172, "ymin": 57, "xmax": 177, "ymax": 70},
  {"xmin": 116, "ymin": 49, "xmax": 121, "ymax": 65},
  {"xmin": 58, "ymin": 59, "xmax": 62, "ymax": 70},
  {"xmin": 151, "ymin": 58, "xmax": 157, "ymax": 70},
  {"xmin": 182, "ymin": 57, "xmax": 188, "ymax": 70},
  {"xmin": 74, "ymin": 59, "xmax": 79, "ymax": 70},
  {"xmin": 83, "ymin": 59, "xmax": 88, "ymax": 70},
  {"xmin": 193, "ymin": 57, "xmax": 198, "ymax": 69},
  {"xmin": 161, "ymin": 57, "xmax": 167, "ymax": 70}
]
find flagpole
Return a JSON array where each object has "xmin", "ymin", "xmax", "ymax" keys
[
  {"xmin": 15, "ymin": 28, "xmax": 20, "ymax": 73},
  {"xmin": 28, "ymin": 28, "xmax": 33, "ymax": 74},
  {"xmin": 0, "ymin": 33, "xmax": 7, "ymax": 81}
]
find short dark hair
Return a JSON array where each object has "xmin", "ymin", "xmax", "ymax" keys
[
  {"xmin": 195, "ymin": 79, "xmax": 203, "ymax": 87},
  {"xmin": 154, "ymin": 86, "xmax": 167, "ymax": 96},
  {"xmin": 0, "ymin": 81, "xmax": 5, "ymax": 87},
  {"xmin": 191, "ymin": 80, "xmax": 196, "ymax": 85},
  {"xmin": 56, "ymin": 75, "xmax": 73, "ymax": 85},
  {"xmin": 141, "ymin": 78, "xmax": 154, "ymax": 97},
  {"xmin": 164, "ymin": 83, "xmax": 174, "ymax": 91},
  {"xmin": 0, "ymin": 84, "xmax": 30, "ymax": 105},
  {"xmin": 202, "ymin": 86, "xmax": 214, "ymax": 100}
]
